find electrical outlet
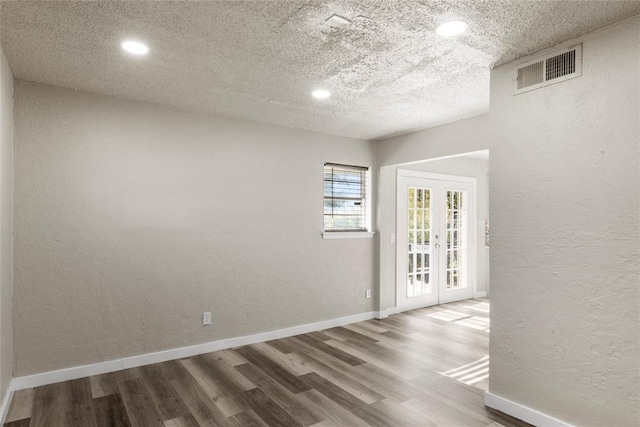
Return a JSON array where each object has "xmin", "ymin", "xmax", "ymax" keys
[
  {"xmin": 203, "ymin": 311, "xmax": 211, "ymax": 326},
  {"xmin": 365, "ymin": 289, "xmax": 371, "ymax": 298}
]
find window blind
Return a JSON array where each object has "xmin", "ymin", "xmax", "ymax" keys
[{"xmin": 323, "ymin": 163, "xmax": 368, "ymax": 232}]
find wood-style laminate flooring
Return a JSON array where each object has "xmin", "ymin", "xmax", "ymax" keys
[{"xmin": 4, "ymin": 298, "xmax": 530, "ymax": 427}]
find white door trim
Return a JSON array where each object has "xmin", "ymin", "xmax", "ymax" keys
[
  {"xmin": 396, "ymin": 169, "xmax": 478, "ymax": 312},
  {"xmin": 397, "ymin": 170, "xmax": 478, "ymax": 183}
]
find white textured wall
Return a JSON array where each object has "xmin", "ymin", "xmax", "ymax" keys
[
  {"xmin": 13, "ymin": 82, "xmax": 376, "ymax": 376},
  {"xmin": 0, "ymin": 49, "xmax": 14, "ymax": 403},
  {"xmin": 377, "ymin": 157, "xmax": 490, "ymax": 313},
  {"xmin": 375, "ymin": 115, "xmax": 490, "ymax": 168},
  {"xmin": 489, "ymin": 17, "xmax": 639, "ymax": 426}
]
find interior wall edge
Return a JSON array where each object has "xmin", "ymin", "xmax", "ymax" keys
[
  {"xmin": 0, "ymin": 378, "xmax": 14, "ymax": 424},
  {"xmin": 0, "ymin": 46, "xmax": 15, "ymax": 414}
]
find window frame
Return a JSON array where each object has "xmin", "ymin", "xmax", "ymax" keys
[{"xmin": 322, "ymin": 162, "xmax": 374, "ymax": 239}]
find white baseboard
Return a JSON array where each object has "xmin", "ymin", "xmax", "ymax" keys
[
  {"xmin": 386, "ymin": 306, "xmax": 401, "ymax": 315},
  {"xmin": 375, "ymin": 306, "xmax": 402, "ymax": 319},
  {"xmin": 0, "ymin": 379, "xmax": 15, "ymax": 424},
  {"xmin": 381, "ymin": 295, "xmax": 488, "ymax": 318},
  {"xmin": 375, "ymin": 310, "xmax": 389, "ymax": 319},
  {"xmin": 14, "ymin": 311, "xmax": 380, "ymax": 391},
  {"xmin": 484, "ymin": 391, "xmax": 573, "ymax": 427}
]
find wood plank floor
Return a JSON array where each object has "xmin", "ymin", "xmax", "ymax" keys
[{"xmin": 5, "ymin": 298, "xmax": 530, "ymax": 427}]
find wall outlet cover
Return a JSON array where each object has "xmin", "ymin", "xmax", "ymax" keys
[{"xmin": 203, "ymin": 312, "xmax": 212, "ymax": 326}]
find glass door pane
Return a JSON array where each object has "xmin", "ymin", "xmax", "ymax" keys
[
  {"xmin": 407, "ymin": 187, "xmax": 432, "ymax": 297},
  {"xmin": 445, "ymin": 190, "xmax": 468, "ymax": 290}
]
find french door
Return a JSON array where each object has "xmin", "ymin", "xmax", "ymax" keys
[{"xmin": 396, "ymin": 170, "xmax": 476, "ymax": 311}]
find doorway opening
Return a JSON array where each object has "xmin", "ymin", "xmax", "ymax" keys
[{"xmin": 389, "ymin": 150, "xmax": 489, "ymax": 313}]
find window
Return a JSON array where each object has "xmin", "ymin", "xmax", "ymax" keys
[{"xmin": 323, "ymin": 163, "xmax": 371, "ymax": 236}]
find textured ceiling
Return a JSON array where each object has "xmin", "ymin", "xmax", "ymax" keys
[{"xmin": 2, "ymin": 1, "xmax": 640, "ymax": 139}]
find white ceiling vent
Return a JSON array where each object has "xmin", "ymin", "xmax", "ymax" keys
[{"xmin": 513, "ymin": 44, "xmax": 582, "ymax": 95}]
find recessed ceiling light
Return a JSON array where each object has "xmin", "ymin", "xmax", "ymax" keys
[
  {"xmin": 121, "ymin": 40, "xmax": 149, "ymax": 55},
  {"xmin": 436, "ymin": 20, "xmax": 468, "ymax": 37},
  {"xmin": 312, "ymin": 89, "xmax": 331, "ymax": 99}
]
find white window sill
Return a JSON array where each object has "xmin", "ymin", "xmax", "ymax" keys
[{"xmin": 322, "ymin": 231, "xmax": 375, "ymax": 240}]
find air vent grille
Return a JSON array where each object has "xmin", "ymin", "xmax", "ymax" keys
[
  {"xmin": 513, "ymin": 44, "xmax": 582, "ymax": 94},
  {"xmin": 545, "ymin": 50, "xmax": 576, "ymax": 81},
  {"xmin": 517, "ymin": 61, "xmax": 544, "ymax": 89}
]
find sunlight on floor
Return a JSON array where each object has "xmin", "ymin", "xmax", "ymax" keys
[
  {"xmin": 426, "ymin": 301, "xmax": 491, "ymax": 333},
  {"xmin": 440, "ymin": 355, "xmax": 490, "ymax": 390}
]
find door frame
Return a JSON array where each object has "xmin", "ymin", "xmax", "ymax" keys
[{"xmin": 395, "ymin": 169, "xmax": 478, "ymax": 312}]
